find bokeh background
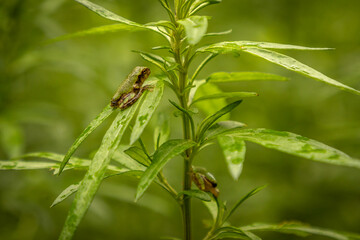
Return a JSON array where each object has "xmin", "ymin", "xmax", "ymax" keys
[{"xmin": 1, "ymin": 0, "xmax": 360, "ymax": 239}]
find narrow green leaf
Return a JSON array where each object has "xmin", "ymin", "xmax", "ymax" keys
[
  {"xmin": 124, "ymin": 146, "xmax": 151, "ymax": 167},
  {"xmin": 51, "ymin": 170, "xmax": 142, "ymax": 208},
  {"xmin": 203, "ymin": 198, "xmax": 218, "ymax": 221},
  {"xmin": 205, "ymin": 29, "xmax": 232, "ymax": 37},
  {"xmin": 192, "ymin": 92, "xmax": 258, "ymax": 105},
  {"xmin": 218, "ymin": 136, "xmax": 246, "ymax": 180},
  {"xmin": 47, "ymin": 24, "xmax": 146, "ymax": 44},
  {"xmin": 178, "ymin": 189, "xmax": 212, "ymax": 202},
  {"xmin": 207, "ymin": 72, "xmax": 288, "ymax": 83},
  {"xmin": 135, "ymin": 139, "xmax": 196, "ymax": 201},
  {"xmin": 153, "ymin": 112, "xmax": 171, "ymax": 149},
  {"xmin": 136, "ymin": 51, "xmax": 171, "ymax": 73},
  {"xmin": 130, "ymin": 80, "xmax": 164, "ymax": 144},
  {"xmin": 0, "ymin": 160, "xmax": 58, "ymax": 171},
  {"xmin": 198, "ymin": 41, "xmax": 332, "ymax": 53},
  {"xmin": 178, "ymin": 16, "xmax": 208, "ymax": 45},
  {"xmin": 59, "ymin": 101, "xmax": 139, "ymax": 240},
  {"xmin": 189, "ymin": 79, "xmax": 206, "ymax": 104},
  {"xmin": 212, "ymin": 226, "xmax": 251, "ymax": 240},
  {"xmin": 2, "ymin": 154, "xmax": 124, "ymax": 174},
  {"xmin": 190, "ymin": 0, "xmax": 222, "ymax": 15},
  {"xmin": 75, "ymin": 0, "xmax": 138, "ymax": 25},
  {"xmin": 58, "ymin": 104, "xmax": 114, "ymax": 175},
  {"xmin": 112, "ymin": 146, "xmax": 146, "ymax": 171},
  {"xmin": 51, "ymin": 184, "xmax": 79, "ymax": 208},
  {"xmin": 242, "ymin": 47, "xmax": 360, "ymax": 95},
  {"xmin": 223, "ymin": 185, "xmax": 266, "ymax": 223},
  {"xmin": 193, "ymin": 82, "xmax": 228, "ymax": 118},
  {"xmin": 197, "ymin": 100, "xmax": 242, "ymax": 142},
  {"xmin": 244, "ymin": 231, "xmax": 262, "ymax": 240},
  {"xmin": 199, "ymin": 41, "xmax": 360, "ymax": 95},
  {"xmin": 204, "ymin": 121, "xmax": 246, "ymax": 141},
  {"xmin": 225, "ymin": 128, "xmax": 360, "ymax": 169},
  {"xmin": 241, "ymin": 222, "xmax": 360, "ymax": 240}
]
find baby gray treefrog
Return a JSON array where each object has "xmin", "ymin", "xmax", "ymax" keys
[
  {"xmin": 191, "ymin": 167, "xmax": 219, "ymax": 198},
  {"xmin": 111, "ymin": 66, "xmax": 152, "ymax": 109}
]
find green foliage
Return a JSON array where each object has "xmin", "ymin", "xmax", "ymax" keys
[
  {"xmin": 207, "ymin": 72, "xmax": 288, "ymax": 82},
  {"xmin": 130, "ymin": 80, "xmax": 164, "ymax": 144},
  {"xmin": 241, "ymin": 222, "xmax": 360, "ymax": 240},
  {"xmin": 1, "ymin": 0, "xmax": 360, "ymax": 240},
  {"xmin": 135, "ymin": 139, "xmax": 196, "ymax": 202},
  {"xmin": 217, "ymin": 136, "xmax": 246, "ymax": 180},
  {"xmin": 178, "ymin": 16, "xmax": 208, "ymax": 45},
  {"xmin": 58, "ymin": 105, "xmax": 114, "ymax": 175},
  {"xmin": 59, "ymin": 100, "xmax": 140, "ymax": 240},
  {"xmin": 225, "ymin": 128, "xmax": 360, "ymax": 169}
]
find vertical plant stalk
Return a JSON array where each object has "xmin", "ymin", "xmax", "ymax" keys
[{"xmin": 172, "ymin": 3, "xmax": 192, "ymax": 239}]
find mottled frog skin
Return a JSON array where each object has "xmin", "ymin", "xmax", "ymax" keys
[
  {"xmin": 191, "ymin": 167, "xmax": 219, "ymax": 197},
  {"xmin": 111, "ymin": 66, "xmax": 151, "ymax": 109}
]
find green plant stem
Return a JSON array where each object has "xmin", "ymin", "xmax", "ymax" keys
[
  {"xmin": 171, "ymin": 1, "xmax": 194, "ymax": 238},
  {"xmin": 179, "ymin": 61, "xmax": 192, "ymax": 240}
]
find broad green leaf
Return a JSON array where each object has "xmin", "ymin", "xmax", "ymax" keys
[
  {"xmin": 178, "ymin": 189, "xmax": 211, "ymax": 202},
  {"xmin": 153, "ymin": 112, "xmax": 171, "ymax": 149},
  {"xmin": 192, "ymin": 92, "xmax": 258, "ymax": 105},
  {"xmin": 130, "ymin": 80, "xmax": 164, "ymax": 144},
  {"xmin": 204, "ymin": 121, "xmax": 246, "ymax": 141},
  {"xmin": 124, "ymin": 146, "xmax": 151, "ymax": 167},
  {"xmin": 58, "ymin": 104, "xmax": 114, "ymax": 175},
  {"xmin": 59, "ymin": 101, "xmax": 139, "ymax": 240},
  {"xmin": 178, "ymin": 16, "xmax": 208, "ymax": 45},
  {"xmin": 51, "ymin": 184, "xmax": 79, "ymax": 208},
  {"xmin": 225, "ymin": 128, "xmax": 360, "ymax": 169},
  {"xmin": 193, "ymin": 82, "xmax": 228, "ymax": 118},
  {"xmin": 198, "ymin": 41, "xmax": 332, "ymax": 53},
  {"xmin": 223, "ymin": 185, "xmax": 266, "ymax": 223},
  {"xmin": 197, "ymin": 100, "xmax": 242, "ymax": 142},
  {"xmin": 207, "ymin": 72, "xmax": 288, "ymax": 83},
  {"xmin": 242, "ymin": 48, "xmax": 360, "ymax": 96},
  {"xmin": 135, "ymin": 139, "xmax": 196, "ymax": 201},
  {"xmin": 218, "ymin": 136, "xmax": 246, "ymax": 180},
  {"xmin": 241, "ymin": 222, "xmax": 360, "ymax": 240}
]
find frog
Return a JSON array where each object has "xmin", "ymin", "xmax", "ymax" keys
[
  {"xmin": 191, "ymin": 166, "xmax": 219, "ymax": 198},
  {"xmin": 111, "ymin": 66, "xmax": 152, "ymax": 109}
]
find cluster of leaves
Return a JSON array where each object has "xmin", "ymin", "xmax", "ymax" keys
[{"xmin": 1, "ymin": 0, "xmax": 360, "ymax": 239}]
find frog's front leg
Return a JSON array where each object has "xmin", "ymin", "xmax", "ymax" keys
[{"xmin": 119, "ymin": 85, "xmax": 154, "ymax": 110}]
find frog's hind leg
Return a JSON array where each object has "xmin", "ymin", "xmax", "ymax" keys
[
  {"xmin": 119, "ymin": 89, "xmax": 144, "ymax": 110},
  {"xmin": 112, "ymin": 92, "xmax": 135, "ymax": 109}
]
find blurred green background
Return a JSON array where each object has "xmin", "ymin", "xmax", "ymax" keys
[{"xmin": 1, "ymin": 0, "xmax": 359, "ymax": 239}]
